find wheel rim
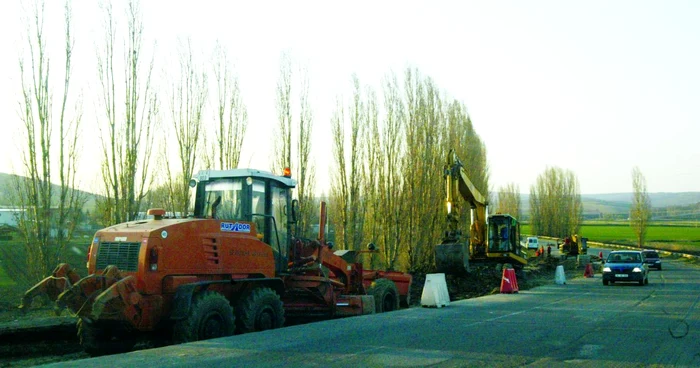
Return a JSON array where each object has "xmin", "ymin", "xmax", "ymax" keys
[
  {"xmin": 382, "ymin": 293, "xmax": 396, "ymax": 312},
  {"xmin": 201, "ymin": 311, "xmax": 224, "ymax": 339},
  {"xmin": 257, "ymin": 307, "xmax": 275, "ymax": 330}
]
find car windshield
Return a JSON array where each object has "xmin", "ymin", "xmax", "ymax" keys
[
  {"xmin": 643, "ymin": 251, "xmax": 659, "ymax": 258},
  {"xmin": 608, "ymin": 253, "xmax": 641, "ymax": 263}
]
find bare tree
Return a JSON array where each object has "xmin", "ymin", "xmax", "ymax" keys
[
  {"xmin": 212, "ymin": 42, "xmax": 247, "ymax": 170},
  {"xmin": 165, "ymin": 38, "xmax": 208, "ymax": 216},
  {"xmin": 329, "ymin": 75, "xmax": 367, "ymax": 251},
  {"xmin": 530, "ymin": 167, "xmax": 582, "ymax": 238},
  {"xmin": 271, "ymin": 52, "xmax": 316, "ymax": 237},
  {"xmin": 12, "ymin": 0, "xmax": 85, "ymax": 283},
  {"xmin": 630, "ymin": 166, "xmax": 652, "ymax": 247},
  {"xmin": 273, "ymin": 51, "xmax": 292, "ymax": 174},
  {"xmin": 377, "ymin": 72, "xmax": 406, "ymax": 269},
  {"xmin": 96, "ymin": 0, "xmax": 158, "ymax": 223},
  {"xmin": 497, "ymin": 183, "xmax": 521, "ymax": 219},
  {"xmin": 295, "ymin": 64, "xmax": 315, "ymax": 238},
  {"xmin": 402, "ymin": 68, "xmax": 447, "ymax": 272},
  {"xmin": 330, "ymin": 97, "xmax": 349, "ymax": 247}
]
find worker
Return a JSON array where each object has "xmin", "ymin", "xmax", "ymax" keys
[
  {"xmin": 547, "ymin": 244, "xmax": 552, "ymax": 257},
  {"xmin": 499, "ymin": 226, "xmax": 509, "ymax": 251},
  {"xmin": 539, "ymin": 245, "xmax": 544, "ymax": 257}
]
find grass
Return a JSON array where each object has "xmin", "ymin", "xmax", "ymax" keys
[
  {"xmin": 521, "ymin": 222, "xmax": 700, "ymax": 252},
  {"xmin": 0, "ymin": 263, "xmax": 15, "ymax": 287},
  {"xmin": 0, "ymin": 236, "xmax": 89, "ymax": 311}
]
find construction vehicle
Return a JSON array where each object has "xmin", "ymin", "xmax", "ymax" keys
[
  {"xmin": 559, "ymin": 234, "xmax": 588, "ymax": 257},
  {"xmin": 19, "ymin": 168, "xmax": 411, "ymax": 355},
  {"xmin": 435, "ymin": 150, "xmax": 527, "ymax": 275}
]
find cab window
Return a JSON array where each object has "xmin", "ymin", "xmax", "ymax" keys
[{"xmin": 204, "ymin": 179, "xmax": 244, "ymax": 220}]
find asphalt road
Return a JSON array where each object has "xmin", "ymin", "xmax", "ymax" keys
[{"xmin": 43, "ymin": 256, "xmax": 700, "ymax": 368}]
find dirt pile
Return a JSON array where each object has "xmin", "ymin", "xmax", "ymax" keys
[{"xmin": 409, "ymin": 256, "xmax": 580, "ymax": 306}]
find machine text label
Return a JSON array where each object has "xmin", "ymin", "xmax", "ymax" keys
[{"xmin": 220, "ymin": 222, "xmax": 251, "ymax": 233}]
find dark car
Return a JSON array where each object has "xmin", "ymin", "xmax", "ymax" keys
[
  {"xmin": 602, "ymin": 250, "xmax": 649, "ymax": 286},
  {"xmin": 641, "ymin": 250, "xmax": 662, "ymax": 270}
]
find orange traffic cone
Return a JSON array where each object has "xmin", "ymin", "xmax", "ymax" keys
[
  {"xmin": 500, "ymin": 268, "xmax": 519, "ymax": 293},
  {"xmin": 584, "ymin": 263, "xmax": 594, "ymax": 278}
]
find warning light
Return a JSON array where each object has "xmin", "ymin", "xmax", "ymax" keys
[{"xmin": 283, "ymin": 167, "xmax": 292, "ymax": 177}]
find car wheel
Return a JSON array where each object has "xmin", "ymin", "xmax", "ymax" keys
[
  {"xmin": 639, "ymin": 277, "xmax": 645, "ymax": 286},
  {"xmin": 603, "ymin": 279, "xmax": 608, "ymax": 286},
  {"xmin": 645, "ymin": 277, "xmax": 649, "ymax": 285},
  {"xmin": 658, "ymin": 265, "xmax": 662, "ymax": 271}
]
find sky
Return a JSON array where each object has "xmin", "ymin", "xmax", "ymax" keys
[{"xmin": 0, "ymin": 0, "xmax": 699, "ymax": 195}]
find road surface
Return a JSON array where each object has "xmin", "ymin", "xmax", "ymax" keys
[{"xmin": 43, "ymin": 257, "xmax": 699, "ymax": 367}]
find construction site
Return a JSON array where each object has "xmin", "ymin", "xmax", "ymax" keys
[{"xmin": 0, "ymin": 161, "xmax": 598, "ymax": 367}]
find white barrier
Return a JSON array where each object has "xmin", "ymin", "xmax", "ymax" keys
[
  {"xmin": 421, "ymin": 273, "xmax": 450, "ymax": 308},
  {"xmin": 555, "ymin": 265, "xmax": 567, "ymax": 285}
]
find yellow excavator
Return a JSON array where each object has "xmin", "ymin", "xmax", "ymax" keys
[
  {"xmin": 435, "ymin": 149, "xmax": 527, "ymax": 275},
  {"xmin": 559, "ymin": 234, "xmax": 588, "ymax": 257}
]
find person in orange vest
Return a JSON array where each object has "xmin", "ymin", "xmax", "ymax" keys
[{"xmin": 539, "ymin": 245, "xmax": 545, "ymax": 257}]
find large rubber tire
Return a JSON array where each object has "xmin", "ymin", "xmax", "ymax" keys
[
  {"xmin": 78, "ymin": 319, "xmax": 136, "ymax": 356},
  {"xmin": 172, "ymin": 291, "xmax": 235, "ymax": 344},
  {"xmin": 367, "ymin": 278, "xmax": 399, "ymax": 313},
  {"xmin": 235, "ymin": 287, "xmax": 285, "ymax": 333}
]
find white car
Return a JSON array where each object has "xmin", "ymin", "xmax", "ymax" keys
[{"xmin": 526, "ymin": 237, "xmax": 539, "ymax": 249}]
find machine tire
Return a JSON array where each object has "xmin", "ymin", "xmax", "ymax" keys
[
  {"xmin": 367, "ymin": 278, "xmax": 399, "ymax": 313},
  {"xmin": 78, "ymin": 318, "xmax": 136, "ymax": 356},
  {"xmin": 400, "ymin": 289, "xmax": 411, "ymax": 308},
  {"xmin": 235, "ymin": 287, "xmax": 285, "ymax": 333},
  {"xmin": 172, "ymin": 291, "xmax": 235, "ymax": 344}
]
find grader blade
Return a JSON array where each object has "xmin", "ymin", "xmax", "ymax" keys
[
  {"xmin": 56, "ymin": 265, "xmax": 124, "ymax": 317},
  {"xmin": 18, "ymin": 263, "xmax": 81, "ymax": 314}
]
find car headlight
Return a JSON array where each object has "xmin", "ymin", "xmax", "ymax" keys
[
  {"xmin": 633, "ymin": 267, "xmax": 642, "ymax": 272},
  {"xmin": 655, "ymin": 261, "xmax": 660, "ymax": 264},
  {"xmin": 603, "ymin": 267, "xmax": 611, "ymax": 272}
]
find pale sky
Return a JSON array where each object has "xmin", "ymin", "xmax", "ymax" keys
[{"xmin": 1, "ymin": 0, "xmax": 698, "ymax": 195}]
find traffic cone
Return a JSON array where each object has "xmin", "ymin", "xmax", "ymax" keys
[
  {"xmin": 500, "ymin": 268, "xmax": 519, "ymax": 293},
  {"xmin": 584, "ymin": 263, "xmax": 594, "ymax": 278}
]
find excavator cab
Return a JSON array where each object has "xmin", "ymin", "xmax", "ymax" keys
[{"xmin": 487, "ymin": 214, "xmax": 522, "ymax": 255}]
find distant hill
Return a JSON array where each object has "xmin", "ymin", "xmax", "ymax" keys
[
  {"xmin": 0, "ymin": 172, "xmax": 101, "ymax": 210},
  {"xmin": 516, "ymin": 192, "xmax": 700, "ymax": 217}
]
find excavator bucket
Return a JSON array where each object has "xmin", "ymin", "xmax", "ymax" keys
[{"xmin": 435, "ymin": 242, "xmax": 470, "ymax": 274}]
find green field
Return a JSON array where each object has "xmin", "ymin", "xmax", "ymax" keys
[{"xmin": 521, "ymin": 222, "xmax": 700, "ymax": 252}]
